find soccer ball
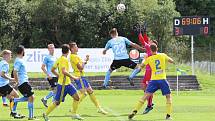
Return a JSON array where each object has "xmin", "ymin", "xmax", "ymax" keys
[{"xmin": 117, "ymin": 3, "xmax": 126, "ymax": 13}]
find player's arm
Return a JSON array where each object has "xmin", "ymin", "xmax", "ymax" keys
[
  {"xmin": 77, "ymin": 55, "xmax": 89, "ymax": 71},
  {"xmin": 130, "ymin": 43, "xmax": 145, "ymax": 52},
  {"xmin": 13, "ymin": 70, "xmax": 19, "ymax": 84},
  {"xmin": 62, "ymin": 67, "xmax": 79, "ymax": 80},
  {"xmin": 1, "ymin": 71, "xmax": 14, "ymax": 81},
  {"xmin": 103, "ymin": 41, "xmax": 110, "ymax": 55},
  {"xmin": 165, "ymin": 54, "xmax": 175, "ymax": 64},
  {"xmin": 51, "ymin": 66, "xmax": 59, "ymax": 77}
]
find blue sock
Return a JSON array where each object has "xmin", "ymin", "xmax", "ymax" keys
[
  {"xmin": 129, "ymin": 68, "xmax": 141, "ymax": 79},
  {"xmin": 12, "ymin": 102, "xmax": 18, "ymax": 113},
  {"xmin": 14, "ymin": 97, "xmax": 28, "ymax": 103},
  {"xmin": 28, "ymin": 102, "xmax": 34, "ymax": 118},
  {"xmin": 103, "ymin": 69, "xmax": 112, "ymax": 87},
  {"xmin": 44, "ymin": 91, "xmax": 54, "ymax": 100},
  {"xmin": 52, "ymin": 92, "xmax": 56, "ymax": 102},
  {"xmin": 2, "ymin": 96, "xmax": 7, "ymax": 104}
]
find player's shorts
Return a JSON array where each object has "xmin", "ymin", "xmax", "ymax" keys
[
  {"xmin": 0, "ymin": 84, "xmax": 13, "ymax": 96},
  {"xmin": 74, "ymin": 77, "xmax": 90, "ymax": 90},
  {"xmin": 146, "ymin": 79, "xmax": 171, "ymax": 95},
  {"xmin": 55, "ymin": 84, "xmax": 77, "ymax": 102},
  {"xmin": 141, "ymin": 69, "xmax": 152, "ymax": 85},
  {"xmin": 110, "ymin": 59, "xmax": 137, "ymax": 71},
  {"xmin": 18, "ymin": 82, "xmax": 34, "ymax": 97},
  {"xmin": 47, "ymin": 77, "xmax": 58, "ymax": 88}
]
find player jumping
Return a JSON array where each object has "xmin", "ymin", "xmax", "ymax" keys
[{"xmin": 102, "ymin": 28, "xmax": 145, "ymax": 88}]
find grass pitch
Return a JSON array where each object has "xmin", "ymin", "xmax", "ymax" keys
[{"xmin": 0, "ymin": 90, "xmax": 215, "ymax": 121}]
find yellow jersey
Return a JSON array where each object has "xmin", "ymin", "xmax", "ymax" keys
[
  {"xmin": 53, "ymin": 56, "xmax": 71, "ymax": 85},
  {"xmin": 70, "ymin": 54, "xmax": 84, "ymax": 77},
  {"xmin": 143, "ymin": 53, "xmax": 171, "ymax": 80}
]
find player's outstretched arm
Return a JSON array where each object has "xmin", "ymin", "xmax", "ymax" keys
[{"xmin": 130, "ymin": 43, "xmax": 145, "ymax": 52}]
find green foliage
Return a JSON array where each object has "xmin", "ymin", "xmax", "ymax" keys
[{"xmin": 1, "ymin": 0, "xmax": 179, "ymax": 49}]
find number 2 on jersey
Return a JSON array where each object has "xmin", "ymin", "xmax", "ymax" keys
[{"xmin": 155, "ymin": 60, "xmax": 161, "ymax": 70}]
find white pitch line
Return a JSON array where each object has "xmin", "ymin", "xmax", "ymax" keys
[{"xmin": 103, "ymin": 106, "xmax": 127, "ymax": 121}]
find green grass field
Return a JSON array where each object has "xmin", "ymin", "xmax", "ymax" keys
[
  {"xmin": 0, "ymin": 90, "xmax": 215, "ymax": 121},
  {"xmin": 1, "ymin": 64, "xmax": 215, "ymax": 121}
]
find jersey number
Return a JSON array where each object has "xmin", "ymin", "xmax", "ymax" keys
[
  {"xmin": 113, "ymin": 43, "xmax": 126, "ymax": 55},
  {"xmin": 155, "ymin": 60, "xmax": 161, "ymax": 70}
]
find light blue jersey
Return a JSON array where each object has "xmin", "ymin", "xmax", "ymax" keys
[
  {"xmin": 105, "ymin": 36, "xmax": 132, "ymax": 60},
  {"xmin": 0, "ymin": 60, "xmax": 9, "ymax": 87},
  {"xmin": 43, "ymin": 54, "xmax": 57, "ymax": 77},
  {"xmin": 14, "ymin": 57, "xmax": 28, "ymax": 86}
]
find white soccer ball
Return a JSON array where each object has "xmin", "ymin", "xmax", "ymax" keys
[{"xmin": 117, "ymin": 3, "xmax": 126, "ymax": 13}]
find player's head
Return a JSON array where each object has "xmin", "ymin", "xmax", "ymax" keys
[
  {"xmin": 62, "ymin": 44, "xmax": 70, "ymax": 56},
  {"xmin": 48, "ymin": 43, "xmax": 55, "ymax": 55},
  {"xmin": 16, "ymin": 45, "xmax": 25, "ymax": 57},
  {"xmin": 109, "ymin": 28, "xmax": 118, "ymax": 38},
  {"xmin": 150, "ymin": 43, "xmax": 158, "ymax": 53},
  {"xmin": 69, "ymin": 42, "xmax": 78, "ymax": 53},
  {"xmin": 152, "ymin": 40, "xmax": 158, "ymax": 46},
  {"xmin": 0, "ymin": 50, "xmax": 12, "ymax": 62}
]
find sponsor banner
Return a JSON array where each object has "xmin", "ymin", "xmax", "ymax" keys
[{"xmin": 24, "ymin": 48, "xmax": 114, "ymax": 72}]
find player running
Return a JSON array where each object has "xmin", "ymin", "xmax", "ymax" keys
[
  {"xmin": 128, "ymin": 43, "xmax": 174, "ymax": 120},
  {"xmin": 11, "ymin": 45, "xmax": 36, "ymax": 120},
  {"xmin": 41, "ymin": 44, "xmax": 58, "ymax": 107},
  {"xmin": 69, "ymin": 42, "xmax": 108, "ymax": 115},
  {"xmin": 43, "ymin": 44, "xmax": 83, "ymax": 121},
  {"xmin": 0, "ymin": 50, "xmax": 25, "ymax": 119},
  {"xmin": 102, "ymin": 28, "xmax": 145, "ymax": 88}
]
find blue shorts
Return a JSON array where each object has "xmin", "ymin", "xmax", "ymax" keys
[
  {"xmin": 55, "ymin": 84, "xmax": 77, "ymax": 102},
  {"xmin": 146, "ymin": 79, "xmax": 171, "ymax": 95},
  {"xmin": 74, "ymin": 77, "xmax": 90, "ymax": 90}
]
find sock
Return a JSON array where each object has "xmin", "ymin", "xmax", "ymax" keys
[
  {"xmin": 134, "ymin": 100, "xmax": 144, "ymax": 111},
  {"xmin": 12, "ymin": 102, "xmax": 18, "ymax": 113},
  {"xmin": 147, "ymin": 95, "xmax": 153, "ymax": 107},
  {"xmin": 2, "ymin": 97, "xmax": 7, "ymax": 104},
  {"xmin": 44, "ymin": 91, "xmax": 54, "ymax": 100},
  {"xmin": 103, "ymin": 70, "xmax": 112, "ymax": 87},
  {"xmin": 52, "ymin": 92, "xmax": 56, "ymax": 102},
  {"xmin": 14, "ymin": 97, "xmax": 28, "ymax": 103},
  {"xmin": 28, "ymin": 102, "xmax": 34, "ymax": 118},
  {"xmin": 166, "ymin": 103, "xmax": 172, "ymax": 115},
  {"xmin": 89, "ymin": 92, "xmax": 100, "ymax": 108},
  {"xmin": 46, "ymin": 103, "xmax": 57, "ymax": 116},
  {"xmin": 71, "ymin": 100, "xmax": 79, "ymax": 114},
  {"xmin": 79, "ymin": 92, "xmax": 87, "ymax": 103},
  {"xmin": 129, "ymin": 68, "xmax": 141, "ymax": 79}
]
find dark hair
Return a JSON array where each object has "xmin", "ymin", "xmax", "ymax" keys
[
  {"xmin": 61, "ymin": 44, "xmax": 70, "ymax": 54},
  {"xmin": 69, "ymin": 41, "xmax": 77, "ymax": 49},
  {"xmin": 109, "ymin": 28, "xmax": 118, "ymax": 36},
  {"xmin": 152, "ymin": 40, "xmax": 158, "ymax": 46},
  {"xmin": 150, "ymin": 43, "xmax": 157, "ymax": 52},
  {"xmin": 16, "ymin": 45, "xmax": 25, "ymax": 54}
]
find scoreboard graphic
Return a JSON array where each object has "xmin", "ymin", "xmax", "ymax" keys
[{"xmin": 173, "ymin": 16, "xmax": 210, "ymax": 36}]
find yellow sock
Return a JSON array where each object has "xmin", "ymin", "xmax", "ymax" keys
[
  {"xmin": 79, "ymin": 92, "xmax": 87, "ymax": 102},
  {"xmin": 46, "ymin": 103, "xmax": 57, "ymax": 115},
  {"xmin": 166, "ymin": 103, "xmax": 172, "ymax": 115},
  {"xmin": 72, "ymin": 100, "xmax": 79, "ymax": 114},
  {"xmin": 134, "ymin": 100, "xmax": 144, "ymax": 111},
  {"xmin": 89, "ymin": 92, "xmax": 100, "ymax": 108}
]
